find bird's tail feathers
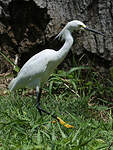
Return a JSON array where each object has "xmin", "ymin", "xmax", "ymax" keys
[{"xmin": 8, "ymin": 78, "xmax": 17, "ymax": 91}]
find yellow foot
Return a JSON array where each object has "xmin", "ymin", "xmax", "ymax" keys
[{"xmin": 52, "ymin": 117, "xmax": 74, "ymax": 128}]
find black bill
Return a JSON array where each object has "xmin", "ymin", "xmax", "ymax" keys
[{"xmin": 84, "ymin": 27, "xmax": 104, "ymax": 36}]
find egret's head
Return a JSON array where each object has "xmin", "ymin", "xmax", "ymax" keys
[
  {"xmin": 66, "ymin": 20, "xmax": 86, "ymax": 32},
  {"xmin": 56, "ymin": 20, "xmax": 104, "ymax": 40},
  {"xmin": 67, "ymin": 20, "xmax": 104, "ymax": 35}
]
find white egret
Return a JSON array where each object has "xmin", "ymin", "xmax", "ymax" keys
[{"xmin": 9, "ymin": 20, "xmax": 104, "ymax": 128}]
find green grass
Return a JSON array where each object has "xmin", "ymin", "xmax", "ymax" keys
[{"xmin": 0, "ymin": 67, "xmax": 113, "ymax": 150}]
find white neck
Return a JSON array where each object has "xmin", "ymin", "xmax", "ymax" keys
[{"xmin": 56, "ymin": 29, "xmax": 73, "ymax": 63}]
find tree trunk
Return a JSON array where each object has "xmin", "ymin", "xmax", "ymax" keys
[{"xmin": 0, "ymin": 0, "xmax": 113, "ymax": 74}]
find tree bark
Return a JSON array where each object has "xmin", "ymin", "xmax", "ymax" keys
[{"xmin": 0, "ymin": 0, "xmax": 113, "ymax": 74}]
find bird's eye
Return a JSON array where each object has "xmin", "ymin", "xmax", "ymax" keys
[{"xmin": 79, "ymin": 25, "xmax": 83, "ymax": 28}]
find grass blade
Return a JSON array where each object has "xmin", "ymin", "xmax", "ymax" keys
[{"xmin": 0, "ymin": 51, "xmax": 20, "ymax": 72}]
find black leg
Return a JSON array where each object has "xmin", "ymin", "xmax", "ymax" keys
[
  {"xmin": 36, "ymin": 88, "xmax": 57, "ymax": 119},
  {"xmin": 36, "ymin": 88, "xmax": 42, "ymax": 115},
  {"xmin": 36, "ymin": 87, "xmax": 74, "ymax": 128}
]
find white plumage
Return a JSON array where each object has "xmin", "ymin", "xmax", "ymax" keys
[
  {"xmin": 9, "ymin": 50, "xmax": 60, "ymax": 90},
  {"xmin": 9, "ymin": 20, "xmax": 103, "ymax": 91},
  {"xmin": 9, "ymin": 23, "xmax": 75, "ymax": 91},
  {"xmin": 8, "ymin": 20, "xmax": 103, "ymax": 126}
]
